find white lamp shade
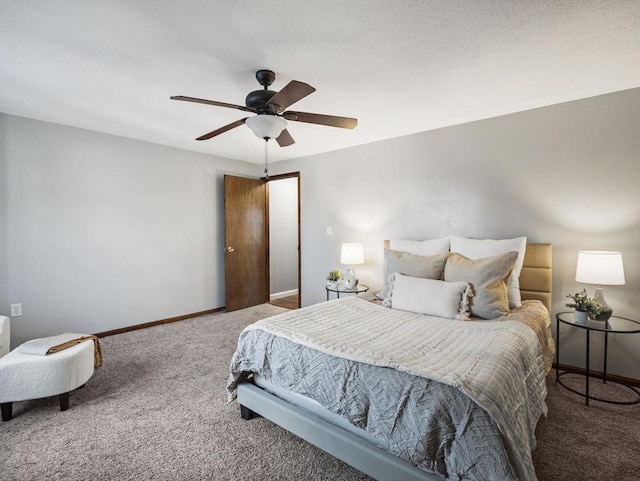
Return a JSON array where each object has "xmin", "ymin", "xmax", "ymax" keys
[
  {"xmin": 340, "ymin": 243, "xmax": 364, "ymax": 265},
  {"xmin": 245, "ymin": 115, "xmax": 287, "ymax": 140},
  {"xmin": 575, "ymin": 251, "xmax": 625, "ymax": 285}
]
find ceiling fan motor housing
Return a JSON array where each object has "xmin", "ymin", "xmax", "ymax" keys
[
  {"xmin": 245, "ymin": 89, "xmax": 278, "ymax": 114},
  {"xmin": 245, "ymin": 69, "xmax": 281, "ymax": 114}
]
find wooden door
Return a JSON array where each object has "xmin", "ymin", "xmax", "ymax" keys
[{"xmin": 224, "ymin": 175, "xmax": 268, "ymax": 311}]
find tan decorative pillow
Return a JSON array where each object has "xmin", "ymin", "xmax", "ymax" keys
[
  {"xmin": 380, "ymin": 249, "xmax": 449, "ymax": 300},
  {"xmin": 449, "ymin": 236, "xmax": 527, "ymax": 309},
  {"xmin": 444, "ymin": 251, "xmax": 519, "ymax": 319}
]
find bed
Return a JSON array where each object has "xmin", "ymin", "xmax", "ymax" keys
[{"xmin": 228, "ymin": 241, "xmax": 553, "ymax": 481}]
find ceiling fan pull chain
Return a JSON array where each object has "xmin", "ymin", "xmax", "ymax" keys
[{"xmin": 263, "ymin": 139, "xmax": 270, "ymax": 180}]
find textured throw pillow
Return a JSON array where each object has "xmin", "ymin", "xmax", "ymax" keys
[
  {"xmin": 444, "ymin": 251, "xmax": 518, "ymax": 320},
  {"xmin": 390, "ymin": 237, "xmax": 450, "ymax": 256},
  {"xmin": 384, "ymin": 273, "xmax": 471, "ymax": 320},
  {"xmin": 449, "ymin": 235, "xmax": 527, "ymax": 309},
  {"xmin": 380, "ymin": 249, "xmax": 449, "ymax": 300}
]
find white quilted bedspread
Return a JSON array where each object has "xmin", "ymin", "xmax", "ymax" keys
[{"xmin": 240, "ymin": 296, "xmax": 548, "ymax": 481}]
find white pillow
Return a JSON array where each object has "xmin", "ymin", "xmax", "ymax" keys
[
  {"xmin": 384, "ymin": 273, "xmax": 471, "ymax": 320},
  {"xmin": 390, "ymin": 237, "xmax": 450, "ymax": 256},
  {"xmin": 449, "ymin": 235, "xmax": 526, "ymax": 309}
]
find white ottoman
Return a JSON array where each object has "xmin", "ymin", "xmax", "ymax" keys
[{"xmin": 0, "ymin": 335, "xmax": 96, "ymax": 421}]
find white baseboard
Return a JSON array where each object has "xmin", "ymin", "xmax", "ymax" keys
[{"xmin": 270, "ymin": 289, "xmax": 299, "ymax": 300}]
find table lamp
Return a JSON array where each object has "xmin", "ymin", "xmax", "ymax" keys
[
  {"xmin": 575, "ymin": 251, "xmax": 625, "ymax": 321},
  {"xmin": 340, "ymin": 243, "xmax": 364, "ymax": 289}
]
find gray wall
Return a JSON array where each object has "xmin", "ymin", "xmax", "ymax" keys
[
  {"xmin": 268, "ymin": 177, "xmax": 299, "ymax": 297},
  {"xmin": 273, "ymin": 88, "xmax": 640, "ymax": 379},
  {"xmin": 0, "ymin": 113, "xmax": 257, "ymax": 346}
]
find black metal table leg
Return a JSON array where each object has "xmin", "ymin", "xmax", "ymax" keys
[
  {"xmin": 585, "ymin": 329, "xmax": 590, "ymax": 406},
  {"xmin": 603, "ymin": 331, "xmax": 608, "ymax": 384},
  {"xmin": 555, "ymin": 316, "xmax": 560, "ymax": 382}
]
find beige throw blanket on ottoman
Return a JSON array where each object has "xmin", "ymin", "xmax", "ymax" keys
[{"xmin": 17, "ymin": 333, "xmax": 103, "ymax": 367}]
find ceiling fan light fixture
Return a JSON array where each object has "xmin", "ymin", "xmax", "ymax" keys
[{"xmin": 246, "ymin": 115, "xmax": 287, "ymax": 140}]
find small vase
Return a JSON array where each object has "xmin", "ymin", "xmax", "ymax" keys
[{"xmin": 574, "ymin": 311, "xmax": 589, "ymax": 324}]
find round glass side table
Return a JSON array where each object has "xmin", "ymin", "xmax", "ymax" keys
[
  {"xmin": 325, "ymin": 283, "xmax": 369, "ymax": 301},
  {"xmin": 555, "ymin": 311, "xmax": 640, "ymax": 406}
]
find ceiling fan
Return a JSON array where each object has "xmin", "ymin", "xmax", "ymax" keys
[{"xmin": 171, "ymin": 69, "xmax": 358, "ymax": 147}]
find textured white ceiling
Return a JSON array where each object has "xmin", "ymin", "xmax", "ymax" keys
[{"xmin": 1, "ymin": 0, "xmax": 638, "ymax": 164}]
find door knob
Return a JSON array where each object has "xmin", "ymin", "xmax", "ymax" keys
[{"xmin": 225, "ymin": 246, "xmax": 235, "ymax": 253}]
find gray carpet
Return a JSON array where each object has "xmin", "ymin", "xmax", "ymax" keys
[{"xmin": 1, "ymin": 304, "xmax": 639, "ymax": 481}]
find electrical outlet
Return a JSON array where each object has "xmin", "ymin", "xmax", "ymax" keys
[{"xmin": 11, "ymin": 303, "xmax": 22, "ymax": 317}]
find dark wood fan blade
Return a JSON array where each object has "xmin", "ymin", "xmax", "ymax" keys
[
  {"xmin": 196, "ymin": 118, "xmax": 248, "ymax": 141},
  {"xmin": 171, "ymin": 95, "xmax": 255, "ymax": 113},
  {"xmin": 282, "ymin": 111, "xmax": 358, "ymax": 129},
  {"xmin": 266, "ymin": 81, "xmax": 316, "ymax": 112},
  {"xmin": 275, "ymin": 129, "xmax": 295, "ymax": 147}
]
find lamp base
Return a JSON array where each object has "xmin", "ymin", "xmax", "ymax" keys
[
  {"xmin": 343, "ymin": 267, "xmax": 359, "ymax": 289},
  {"xmin": 593, "ymin": 286, "xmax": 613, "ymax": 321}
]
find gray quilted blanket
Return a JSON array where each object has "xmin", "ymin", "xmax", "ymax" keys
[{"xmin": 228, "ymin": 297, "xmax": 549, "ymax": 481}]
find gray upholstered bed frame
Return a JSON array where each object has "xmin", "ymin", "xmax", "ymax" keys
[{"xmin": 237, "ymin": 243, "xmax": 552, "ymax": 481}]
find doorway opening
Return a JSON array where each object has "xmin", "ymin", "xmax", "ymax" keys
[{"xmin": 267, "ymin": 173, "xmax": 300, "ymax": 309}]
